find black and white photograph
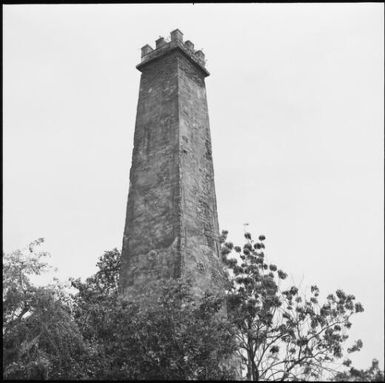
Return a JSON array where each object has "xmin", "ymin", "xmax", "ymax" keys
[{"xmin": 3, "ymin": 3, "xmax": 384, "ymax": 381}]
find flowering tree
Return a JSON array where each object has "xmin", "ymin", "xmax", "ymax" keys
[{"xmin": 221, "ymin": 231, "xmax": 365, "ymax": 381}]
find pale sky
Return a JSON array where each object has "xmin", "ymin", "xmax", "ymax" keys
[{"xmin": 3, "ymin": 4, "xmax": 384, "ymax": 370}]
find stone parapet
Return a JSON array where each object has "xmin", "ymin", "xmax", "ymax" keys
[{"xmin": 137, "ymin": 29, "xmax": 209, "ymax": 77}]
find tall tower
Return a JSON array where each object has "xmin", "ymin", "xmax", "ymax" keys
[{"xmin": 120, "ymin": 29, "xmax": 224, "ymax": 298}]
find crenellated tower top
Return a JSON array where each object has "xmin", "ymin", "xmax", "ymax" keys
[{"xmin": 137, "ymin": 29, "xmax": 210, "ymax": 77}]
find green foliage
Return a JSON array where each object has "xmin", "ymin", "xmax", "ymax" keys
[{"xmin": 221, "ymin": 230, "xmax": 367, "ymax": 381}]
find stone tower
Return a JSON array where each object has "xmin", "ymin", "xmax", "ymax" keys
[{"xmin": 120, "ymin": 29, "xmax": 224, "ymax": 298}]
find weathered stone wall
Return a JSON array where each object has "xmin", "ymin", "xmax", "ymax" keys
[
  {"xmin": 120, "ymin": 52, "xmax": 181, "ymax": 292},
  {"xmin": 177, "ymin": 52, "xmax": 223, "ymax": 297},
  {"xmin": 120, "ymin": 39, "xmax": 226, "ymax": 298}
]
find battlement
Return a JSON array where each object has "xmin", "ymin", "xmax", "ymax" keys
[{"xmin": 137, "ymin": 29, "xmax": 210, "ymax": 77}]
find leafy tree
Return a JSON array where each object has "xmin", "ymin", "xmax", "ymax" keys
[
  {"xmin": 70, "ymin": 249, "xmax": 238, "ymax": 380},
  {"xmin": 4, "ymin": 236, "xmax": 379, "ymax": 381},
  {"xmin": 70, "ymin": 249, "xmax": 121, "ymax": 344},
  {"xmin": 3, "ymin": 239, "xmax": 86, "ymax": 380},
  {"xmin": 220, "ymin": 230, "xmax": 366, "ymax": 381},
  {"xmin": 333, "ymin": 359, "xmax": 384, "ymax": 382}
]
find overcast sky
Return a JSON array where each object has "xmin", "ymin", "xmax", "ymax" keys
[{"xmin": 3, "ymin": 3, "xmax": 384, "ymax": 370}]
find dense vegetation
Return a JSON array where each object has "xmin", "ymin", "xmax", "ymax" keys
[{"xmin": 3, "ymin": 233, "xmax": 383, "ymax": 381}]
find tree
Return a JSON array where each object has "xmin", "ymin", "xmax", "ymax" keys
[
  {"xmin": 4, "ymin": 236, "xmax": 379, "ymax": 381},
  {"xmin": 3, "ymin": 239, "xmax": 86, "ymax": 380},
  {"xmin": 220, "ymin": 230, "xmax": 366, "ymax": 381},
  {"xmin": 70, "ymin": 249, "xmax": 238, "ymax": 380},
  {"xmin": 333, "ymin": 359, "xmax": 385, "ymax": 382}
]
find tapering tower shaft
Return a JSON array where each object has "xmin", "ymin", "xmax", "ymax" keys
[{"xmin": 120, "ymin": 30, "xmax": 224, "ymax": 297}]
